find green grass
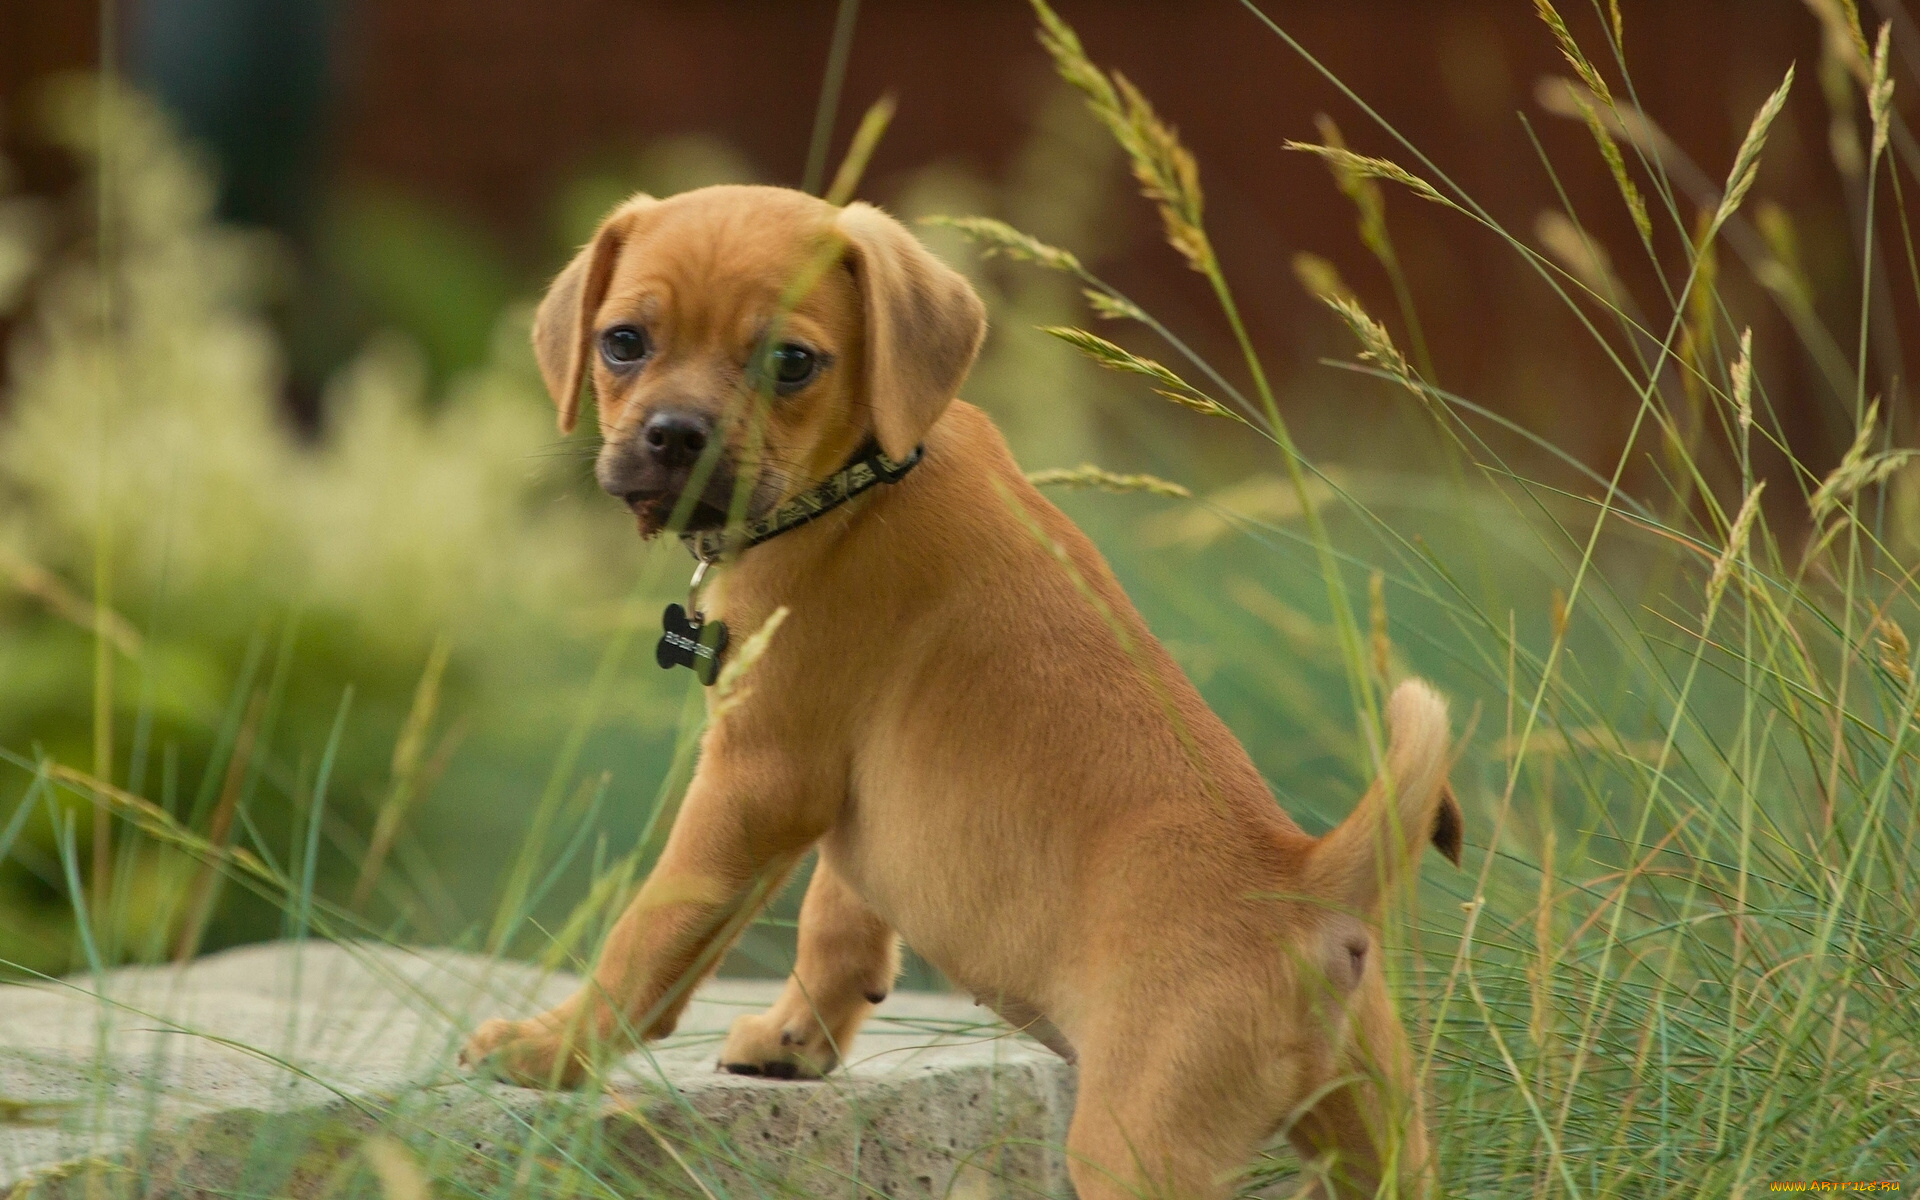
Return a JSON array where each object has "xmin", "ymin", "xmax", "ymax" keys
[{"xmin": 4, "ymin": 1, "xmax": 1920, "ymax": 1196}]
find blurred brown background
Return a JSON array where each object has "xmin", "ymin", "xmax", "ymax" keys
[{"xmin": 4, "ymin": 1, "xmax": 1912, "ymax": 486}]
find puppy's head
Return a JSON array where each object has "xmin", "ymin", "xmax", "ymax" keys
[{"xmin": 533, "ymin": 185, "xmax": 986, "ymax": 537}]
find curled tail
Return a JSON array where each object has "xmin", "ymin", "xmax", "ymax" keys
[{"xmin": 1308, "ymin": 679, "xmax": 1463, "ymax": 913}]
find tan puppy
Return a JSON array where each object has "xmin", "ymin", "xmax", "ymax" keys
[{"xmin": 461, "ymin": 184, "xmax": 1462, "ymax": 1200}]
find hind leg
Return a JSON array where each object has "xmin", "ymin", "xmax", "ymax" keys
[
  {"xmin": 716, "ymin": 853, "xmax": 899, "ymax": 1078},
  {"xmin": 1064, "ymin": 1036, "xmax": 1277, "ymax": 1200}
]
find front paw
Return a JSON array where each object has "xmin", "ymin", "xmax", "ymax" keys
[
  {"xmin": 460, "ymin": 1016, "xmax": 592, "ymax": 1089},
  {"xmin": 716, "ymin": 1011, "xmax": 838, "ymax": 1080}
]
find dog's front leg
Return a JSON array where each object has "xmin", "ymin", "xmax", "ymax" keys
[
  {"xmin": 716, "ymin": 852, "xmax": 898, "ymax": 1079},
  {"xmin": 462, "ymin": 749, "xmax": 819, "ymax": 1088}
]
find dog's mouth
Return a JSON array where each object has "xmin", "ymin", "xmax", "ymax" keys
[{"xmin": 622, "ymin": 490, "xmax": 732, "ymax": 538}]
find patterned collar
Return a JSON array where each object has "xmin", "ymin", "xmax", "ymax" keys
[{"xmin": 681, "ymin": 441, "xmax": 924, "ymax": 564}]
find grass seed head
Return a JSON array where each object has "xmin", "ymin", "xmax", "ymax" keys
[
  {"xmin": 1869, "ymin": 21, "xmax": 1894, "ymax": 160},
  {"xmin": 1713, "ymin": 64, "xmax": 1796, "ymax": 235},
  {"xmin": 920, "ymin": 215, "xmax": 1084, "ymax": 275},
  {"xmin": 1804, "ymin": 0, "xmax": 1873, "ymax": 86},
  {"xmin": 1731, "ymin": 328, "xmax": 1754, "ymax": 432},
  {"xmin": 1534, "ymin": 0, "xmax": 1615, "ymax": 106},
  {"xmin": 1811, "ymin": 400, "xmax": 1919, "ymax": 522},
  {"xmin": 1708, "ymin": 481, "xmax": 1767, "ymax": 606},
  {"xmin": 1039, "ymin": 325, "xmax": 1230, "ymax": 417},
  {"xmin": 1312, "ymin": 113, "xmax": 1393, "ymax": 256},
  {"xmin": 1031, "ymin": 0, "xmax": 1214, "ymax": 275},
  {"xmin": 1291, "ymin": 252, "xmax": 1355, "ymax": 304},
  {"xmin": 1284, "ymin": 142, "xmax": 1449, "ymax": 208},
  {"xmin": 1569, "ymin": 90, "xmax": 1654, "ymax": 249},
  {"xmin": 1878, "ymin": 617, "xmax": 1913, "ymax": 686},
  {"xmin": 1084, "ymin": 288, "xmax": 1147, "ymax": 323},
  {"xmin": 1026, "ymin": 464, "xmax": 1191, "ymax": 499},
  {"xmin": 1321, "ymin": 294, "xmax": 1418, "ymax": 393}
]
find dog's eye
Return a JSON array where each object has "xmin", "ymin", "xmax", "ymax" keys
[
  {"xmin": 600, "ymin": 325, "xmax": 650, "ymax": 366},
  {"xmin": 769, "ymin": 343, "xmax": 818, "ymax": 393}
]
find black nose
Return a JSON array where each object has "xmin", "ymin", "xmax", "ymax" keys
[{"xmin": 642, "ymin": 411, "xmax": 711, "ymax": 469}]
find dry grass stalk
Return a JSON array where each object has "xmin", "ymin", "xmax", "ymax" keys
[
  {"xmin": 1527, "ymin": 4, "xmax": 1653, "ymax": 247},
  {"xmin": 1039, "ymin": 325, "xmax": 1231, "ymax": 417},
  {"xmin": 1320, "ymin": 295, "xmax": 1418, "ymax": 393},
  {"xmin": 921, "ymin": 215, "xmax": 1083, "ymax": 274},
  {"xmin": 1802, "ymin": 0, "xmax": 1874, "ymax": 86},
  {"xmin": 1572, "ymin": 89, "xmax": 1654, "ymax": 250},
  {"xmin": 174, "ymin": 689, "xmax": 267, "ymax": 963},
  {"xmin": 1731, "ymin": 328, "xmax": 1754, "ymax": 432},
  {"xmin": 363, "ymin": 1137, "xmax": 431, "ymax": 1200},
  {"xmin": 1877, "ymin": 617, "xmax": 1913, "ymax": 686},
  {"xmin": 1291, "ymin": 252, "xmax": 1355, "ymax": 304},
  {"xmin": 1312, "ymin": 114, "xmax": 1393, "ymax": 260},
  {"xmin": 0, "ymin": 547, "xmax": 142, "ymax": 655},
  {"xmin": 1282, "ymin": 141, "xmax": 1449, "ymax": 208},
  {"xmin": 1811, "ymin": 400, "xmax": 1918, "ymax": 522},
  {"xmin": 1032, "ymin": 0, "xmax": 1212, "ymax": 275},
  {"xmin": 824, "ymin": 94, "xmax": 896, "ymax": 207},
  {"xmin": 47, "ymin": 764, "xmax": 270, "ymax": 879},
  {"xmin": 1708, "ymin": 482, "xmax": 1767, "ymax": 606},
  {"xmin": 353, "ymin": 636, "xmax": 456, "ymax": 910},
  {"xmin": 1868, "ymin": 22, "xmax": 1894, "ymax": 160},
  {"xmin": 1536, "ymin": 211, "xmax": 1627, "ymax": 307},
  {"xmin": 1369, "ymin": 569, "xmax": 1391, "ymax": 684},
  {"xmin": 1084, "ymin": 289, "xmax": 1146, "ymax": 322},
  {"xmin": 713, "ymin": 605, "xmax": 790, "ymax": 718},
  {"xmin": 1676, "ymin": 211, "xmax": 1719, "ymax": 457},
  {"xmin": 1027, "ymin": 464, "xmax": 1191, "ymax": 499},
  {"xmin": 1712, "ymin": 66, "xmax": 1796, "ymax": 237},
  {"xmin": 1534, "ymin": 0, "xmax": 1616, "ymax": 106}
]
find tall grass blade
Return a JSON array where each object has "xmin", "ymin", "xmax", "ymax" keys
[
  {"xmin": 295, "ymin": 687, "xmax": 353, "ymax": 943},
  {"xmin": 173, "ymin": 688, "xmax": 267, "ymax": 962},
  {"xmin": 823, "ymin": 93, "xmax": 896, "ymax": 207},
  {"xmin": 801, "ymin": 0, "xmax": 863, "ymax": 197},
  {"xmin": 352, "ymin": 637, "xmax": 453, "ymax": 910}
]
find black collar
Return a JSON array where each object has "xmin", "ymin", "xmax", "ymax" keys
[{"xmin": 681, "ymin": 441, "xmax": 923, "ymax": 564}]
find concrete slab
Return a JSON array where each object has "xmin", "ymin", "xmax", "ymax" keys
[{"xmin": 0, "ymin": 942, "xmax": 1075, "ymax": 1198}]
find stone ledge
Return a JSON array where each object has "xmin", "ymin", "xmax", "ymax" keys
[{"xmin": 0, "ymin": 942, "xmax": 1075, "ymax": 1198}]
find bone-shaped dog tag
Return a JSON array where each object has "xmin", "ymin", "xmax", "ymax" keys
[{"xmin": 657, "ymin": 604, "xmax": 729, "ymax": 686}]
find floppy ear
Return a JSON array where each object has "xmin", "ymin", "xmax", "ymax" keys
[
  {"xmin": 532, "ymin": 194, "xmax": 657, "ymax": 434},
  {"xmin": 835, "ymin": 202, "xmax": 987, "ymax": 461}
]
